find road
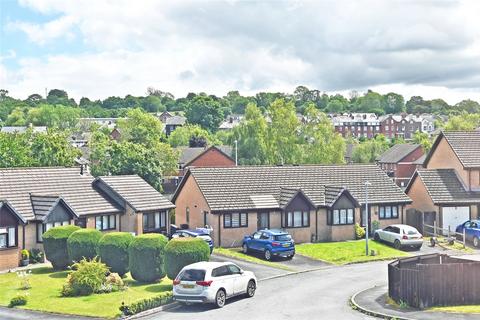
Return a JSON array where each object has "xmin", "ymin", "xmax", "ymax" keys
[{"xmin": 144, "ymin": 261, "xmax": 385, "ymax": 320}]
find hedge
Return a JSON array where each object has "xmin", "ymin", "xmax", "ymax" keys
[
  {"xmin": 42, "ymin": 225, "xmax": 81, "ymax": 270},
  {"xmin": 97, "ymin": 232, "xmax": 134, "ymax": 276},
  {"xmin": 67, "ymin": 229, "xmax": 103, "ymax": 262},
  {"xmin": 129, "ymin": 233, "xmax": 168, "ymax": 283},
  {"xmin": 119, "ymin": 292, "xmax": 172, "ymax": 316},
  {"xmin": 165, "ymin": 238, "xmax": 210, "ymax": 280}
]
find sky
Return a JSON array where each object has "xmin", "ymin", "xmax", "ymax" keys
[{"xmin": 1, "ymin": 0, "xmax": 480, "ymax": 104}]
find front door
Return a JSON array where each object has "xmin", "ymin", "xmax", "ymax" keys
[
  {"xmin": 361, "ymin": 206, "xmax": 371, "ymax": 234},
  {"xmin": 257, "ymin": 212, "xmax": 269, "ymax": 230}
]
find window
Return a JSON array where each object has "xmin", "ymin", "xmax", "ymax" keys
[
  {"xmin": 95, "ymin": 214, "xmax": 116, "ymax": 231},
  {"xmin": 0, "ymin": 227, "xmax": 17, "ymax": 249},
  {"xmin": 37, "ymin": 221, "xmax": 69, "ymax": 243},
  {"xmin": 379, "ymin": 205, "xmax": 399, "ymax": 219},
  {"xmin": 224, "ymin": 213, "xmax": 248, "ymax": 228},
  {"xmin": 227, "ymin": 264, "xmax": 242, "ymax": 274},
  {"xmin": 143, "ymin": 212, "xmax": 167, "ymax": 232},
  {"xmin": 327, "ymin": 208, "xmax": 354, "ymax": 226},
  {"xmin": 186, "ymin": 207, "xmax": 190, "ymax": 224},
  {"xmin": 284, "ymin": 211, "xmax": 309, "ymax": 228}
]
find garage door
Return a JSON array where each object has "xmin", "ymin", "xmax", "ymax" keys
[{"xmin": 442, "ymin": 207, "xmax": 470, "ymax": 234}]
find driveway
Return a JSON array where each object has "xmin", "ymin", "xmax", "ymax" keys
[
  {"xmin": 144, "ymin": 261, "xmax": 390, "ymax": 320},
  {"xmin": 210, "ymin": 254, "xmax": 289, "ymax": 280}
]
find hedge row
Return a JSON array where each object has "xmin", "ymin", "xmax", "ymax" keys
[
  {"xmin": 120, "ymin": 291, "xmax": 173, "ymax": 315},
  {"xmin": 43, "ymin": 226, "xmax": 210, "ymax": 282}
]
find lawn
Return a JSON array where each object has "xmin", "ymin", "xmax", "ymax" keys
[
  {"xmin": 214, "ymin": 247, "xmax": 294, "ymax": 271},
  {"xmin": 0, "ymin": 267, "xmax": 172, "ymax": 318},
  {"xmin": 296, "ymin": 240, "xmax": 410, "ymax": 265},
  {"xmin": 430, "ymin": 305, "xmax": 480, "ymax": 314}
]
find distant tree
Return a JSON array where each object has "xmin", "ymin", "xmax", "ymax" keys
[
  {"xmin": 185, "ymin": 95, "xmax": 224, "ymax": 132},
  {"xmin": 27, "ymin": 104, "xmax": 82, "ymax": 129},
  {"xmin": 224, "ymin": 91, "xmax": 252, "ymax": 114},
  {"xmin": 5, "ymin": 107, "xmax": 27, "ymax": 126},
  {"xmin": 141, "ymin": 95, "xmax": 165, "ymax": 112},
  {"xmin": 25, "ymin": 94, "xmax": 43, "ymax": 106},
  {"xmin": 355, "ymin": 90, "xmax": 384, "ymax": 113},
  {"xmin": 46, "ymin": 89, "xmax": 76, "ymax": 106},
  {"xmin": 444, "ymin": 114, "xmax": 480, "ymax": 131},
  {"xmin": 406, "ymin": 96, "xmax": 429, "ymax": 114},
  {"xmin": 351, "ymin": 135, "xmax": 389, "ymax": 163},
  {"xmin": 455, "ymin": 100, "xmax": 480, "ymax": 114},
  {"xmin": 167, "ymin": 124, "xmax": 217, "ymax": 148},
  {"xmin": 413, "ymin": 131, "xmax": 432, "ymax": 152},
  {"xmin": 117, "ymin": 109, "xmax": 165, "ymax": 145},
  {"xmin": 383, "ymin": 93, "xmax": 405, "ymax": 114}
]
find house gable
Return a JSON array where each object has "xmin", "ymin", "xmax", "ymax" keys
[
  {"xmin": 42, "ymin": 200, "xmax": 77, "ymax": 223},
  {"xmin": 284, "ymin": 192, "xmax": 315, "ymax": 212},
  {"xmin": 185, "ymin": 146, "xmax": 235, "ymax": 168},
  {"xmin": 0, "ymin": 201, "xmax": 26, "ymax": 226},
  {"xmin": 405, "ymin": 173, "xmax": 436, "ymax": 213},
  {"xmin": 330, "ymin": 192, "xmax": 357, "ymax": 210},
  {"xmin": 173, "ymin": 172, "xmax": 211, "ymax": 227}
]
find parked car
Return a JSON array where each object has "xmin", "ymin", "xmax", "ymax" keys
[
  {"xmin": 456, "ymin": 220, "xmax": 480, "ymax": 247},
  {"xmin": 373, "ymin": 224, "xmax": 423, "ymax": 250},
  {"xmin": 242, "ymin": 229, "xmax": 295, "ymax": 260},
  {"xmin": 172, "ymin": 228, "xmax": 214, "ymax": 253},
  {"xmin": 173, "ymin": 261, "xmax": 257, "ymax": 308}
]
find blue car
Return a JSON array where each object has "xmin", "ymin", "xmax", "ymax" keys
[
  {"xmin": 242, "ymin": 229, "xmax": 295, "ymax": 261},
  {"xmin": 172, "ymin": 228, "xmax": 214, "ymax": 253},
  {"xmin": 456, "ymin": 220, "xmax": 480, "ymax": 247}
]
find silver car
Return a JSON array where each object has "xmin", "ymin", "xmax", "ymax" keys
[{"xmin": 374, "ymin": 224, "xmax": 423, "ymax": 250}]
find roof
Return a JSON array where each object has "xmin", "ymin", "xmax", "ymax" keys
[
  {"xmin": 166, "ymin": 115, "xmax": 186, "ymax": 126},
  {"xmin": 406, "ymin": 169, "xmax": 480, "ymax": 205},
  {"xmin": 376, "ymin": 144, "xmax": 422, "ymax": 163},
  {"xmin": 0, "ymin": 167, "xmax": 121, "ymax": 220},
  {"xmin": 178, "ymin": 146, "xmax": 233, "ymax": 166},
  {"xmin": 174, "ymin": 165, "xmax": 411, "ymax": 212},
  {"xmin": 0, "ymin": 200, "xmax": 27, "ymax": 224},
  {"xmin": 413, "ymin": 154, "xmax": 426, "ymax": 165},
  {"xmin": 424, "ymin": 131, "xmax": 480, "ymax": 168},
  {"xmin": 95, "ymin": 175, "xmax": 175, "ymax": 212},
  {"xmin": 30, "ymin": 194, "xmax": 79, "ymax": 221},
  {"xmin": 1, "ymin": 126, "xmax": 47, "ymax": 134}
]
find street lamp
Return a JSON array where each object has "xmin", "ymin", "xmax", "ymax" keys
[
  {"xmin": 365, "ymin": 181, "xmax": 371, "ymax": 256},
  {"xmin": 234, "ymin": 140, "xmax": 238, "ymax": 166}
]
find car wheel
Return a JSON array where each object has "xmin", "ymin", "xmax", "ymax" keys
[
  {"xmin": 394, "ymin": 239, "xmax": 401, "ymax": 250},
  {"xmin": 415, "ymin": 245, "xmax": 422, "ymax": 251},
  {"xmin": 374, "ymin": 233, "xmax": 380, "ymax": 242},
  {"xmin": 242, "ymin": 243, "xmax": 249, "ymax": 254},
  {"xmin": 246, "ymin": 280, "xmax": 256, "ymax": 298},
  {"xmin": 215, "ymin": 289, "xmax": 226, "ymax": 308},
  {"xmin": 474, "ymin": 237, "xmax": 479, "ymax": 248},
  {"xmin": 286, "ymin": 254, "xmax": 294, "ymax": 260},
  {"xmin": 264, "ymin": 249, "xmax": 272, "ymax": 261}
]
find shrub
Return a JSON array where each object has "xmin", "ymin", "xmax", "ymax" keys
[
  {"xmin": 129, "ymin": 233, "xmax": 168, "ymax": 283},
  {"xmin": 67, "ymin": 228, "xmax": 103, "ymax": 262},
  {"xmin": 61, "ymin": 257, "xmax": 109, "ymax": 297},
  {"xmin": 43, "ymin": 225, "xmax": 80, "ymax": 270},
  {"xmin": 120, "ymin": 292, "xmax": 173, "ymax": 316},
  {"xmin": 29, "ymin": 249, "xmax": 44, "ymax": 264},
  {"xmin": 354, "ymin": 223, "xmax": 365, "ymax": 239},
  {"xmin": 97, "ymin": 232, "xmax": 134, "ymax": 276},
  {"xmin": 9, "ymin": 293, "xmax": 28, "ymax": 307},
  {"xmin": 21, "ymin": 249, "xmax": 29, "ymax": 260},
  {"xmin": 165, "ymin": 238, "xmax": 210, "ymax": 280}
]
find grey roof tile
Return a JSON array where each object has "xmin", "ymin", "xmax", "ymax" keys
[
  {"xmin": 442, "ymin": 131, "xmax": 480, "ymax": 168},
  {"xmin": 376, "ymin": 144, "xmax": 421, "ymax": 163}
]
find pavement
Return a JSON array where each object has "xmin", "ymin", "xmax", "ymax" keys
[
  {"xmin": 0, "ymin": 307, "xmax": 97, "ymax": 320},
  {"xmin": 353, "ymin": 285, "xmax": 480, "ymax": 320}
]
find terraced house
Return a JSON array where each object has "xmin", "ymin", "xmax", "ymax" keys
[
  {"xmin": 172, "ymin": 165, "xmax": 411, "ymax": 247},
  {"xmin": 406, "ymin": 131, "xmax": 480, "ymax": 233},
  {"xmin": 0, "ymin": 167, "xmax": 174, "ymax": 270}
]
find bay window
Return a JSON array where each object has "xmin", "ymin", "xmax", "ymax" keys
[
  {"xmin": 95, "ymin": 214, "xmax": 116, "ymax": 231},
  {"xmin": 37, "ymin": 220, "xmax": 70, "ymax": 243},
  {"xmin": 143, "ymin": 211, "xmax": 167, "ymax": 232},
  {"xmin": 283, "ymin": 211, "xmax": 309, "ymax": 228},
  {"xmin": 327, "ymin": 208, "xmax": 354, "ymax": 226},
  {"xmin": 379, "ymin": 205, "xmax": 399, "ymax": 219}
]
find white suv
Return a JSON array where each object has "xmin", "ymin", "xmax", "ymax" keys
[{"xmin": 173, "ymin": 261, "xmax": 257, "ymax": 308}]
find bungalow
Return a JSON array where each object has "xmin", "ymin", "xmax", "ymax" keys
[
  {"xmin": 405, "ymin": 131, "xmax": 480, "ymax": 233},
  {"xmin": 172, "ymin": 165, "xmax": 411, "ymax": 247},
  {"xmin": 376, "ymin": 143, "xmax": 424, "ymax": 188},
  {"xmin": 0, "ymin": 167, "xmax": 174, "ymax": 270}
]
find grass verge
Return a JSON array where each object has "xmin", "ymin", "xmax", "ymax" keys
[
  {"xmin": 296, "ymin": 240, "xmax": 410, "ymax": 265},
  {"xmin": 214, "ymin": 247, "xmax": 294, "ymax": 271},
  {"xmin": 0, "ymin": 267, "xmax": 172, "ymax": 318}
]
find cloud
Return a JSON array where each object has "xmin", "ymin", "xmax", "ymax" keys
[{"xmin": 3, "ymin": 0, "xmax": 480, "ymax": 103}]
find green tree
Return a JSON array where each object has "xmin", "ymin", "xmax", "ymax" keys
[
  {"xmin": 167, "ymin": 124, "xmax": 218, "ymax": 147},
  {"xmin": 444, "ymin": 114, "xmax": 480, "ymax": 131},
  {"xmin": 413, "ymin": 131, "xmax": 432, "ymax": 152},
  {"xmin": 117, "ymin": 109, "xmax": 165, "ymax": 145},
  {"xmin": 0, "ymin": 132, "xmax": 33, "ymax": 167},
  {"xmin": 383, "ymin": 93, "xmax": 405, "ymax": 114},
  {"xmin": 266, "ymin": 99, "xmax": 302, "ymax": 164},
  {"xmin": 5, "ymin": 107, "xmax": 27, "ymax": 125},
  {"xmin": 351, "ymin": 135, "xmax": 389, "ymax": 163},
  {"xmin": 31, "ymin": 130, "xmax": 81, "ymax": 166},
  {"xmin": 185, "ymin": 95, "xmax": 224, "ymax": 132},
  {"xmin": 300, "ymin": 105, "xmax": 345, "ymax": 164},
  {"xmin": 232, "ymin": 103, "xmax": 268, "ymax": 165}
]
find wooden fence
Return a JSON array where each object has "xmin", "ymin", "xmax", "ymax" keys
[{"xmin": 389, "ymin": 254, "xmax": 480, "ymax": 308}]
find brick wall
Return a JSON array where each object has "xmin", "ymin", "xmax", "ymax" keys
[{"xmin": 188, "ymin": 148, "xmax": 235, "ymax": 168}]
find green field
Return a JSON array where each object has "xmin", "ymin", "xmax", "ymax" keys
[
  {"xmin": 296, "ymin": 240, "xmax": 410, "ymax": 265},
  {"xmin": 0, "ymin": 267, "xmax": 172, "ymax": 318}
]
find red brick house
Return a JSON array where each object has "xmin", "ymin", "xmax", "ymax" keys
[
  {"xmin": 0, "ymin": 167, "xmax": 174, "ymax": 271},
  {"xmin": 406, "ymin": 131, "xmax": 480, "ymax": 233},
  {"xmin": 376, "ymin": 144, "xmax": 424, "ymax": 188}
]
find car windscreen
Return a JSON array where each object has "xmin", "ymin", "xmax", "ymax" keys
[
  {"xmin": 403, "ymin": 228, "xmax": 419, "ymax": 235},
  {"xmin": 275, "ymin": 234, "xmax": 292, "ymax": 241},
  {"xmin": 178, "ymin": 269, "xmax": 205, "ymax": 281}
]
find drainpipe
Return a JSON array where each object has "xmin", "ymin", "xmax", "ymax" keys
[
  {"xmin": 218, "ymin": 214, "xmax": 221, "ymax": 247},
  {"xmin": 315, "ymin": 208, "xmax": 318, "ymax": 242},
  {"xmin": 22, "ymin": 225, "xmax": 25, "ymax": 250}
]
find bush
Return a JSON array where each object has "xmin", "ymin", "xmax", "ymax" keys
[
  {"xmin": 67, "ymin": 228, "xmax": 103, "ymax": 262},
  {"xmin": 62, "ymin": 257, "xmax": 109, "ymax": 297},
  {"xmin": 9, "ymin": 293, "xmax": 28, "ymax": 307},
  {"xmin": 129, "ymin": 234, "xmax": 168, "ymax": 283},
  {"xmin": 21, "ymin": 249, "xmax": 29, "ymax": 260},
  {"xmin": 43, "ymin": 225, "xmax": 80, "ymax": 270},
  {"xmin": 97, "ymin": 232, "xmax": 134, "ymax": 276},
  {"xmin": 97, "ymin": 273, "xmax": 127, "ymax": 294},
  {"xmin": 29, "ymin": 249, "xmax": 44, "ymax": 263},
  {"xmin": 165, "ymin": 238, "xmax": 210, "ymax": 280},
  {"xmin": 355, "ymin": 223, "xmax": 365, "ymax": 239},
  {"xmin": 119, "ymin": 292, "xmax": 173, "ymax": 316}
]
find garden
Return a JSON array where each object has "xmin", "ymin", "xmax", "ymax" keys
[{"xmin": 0, "ymin": 225, "xmax": 211, "ymax": 318}]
